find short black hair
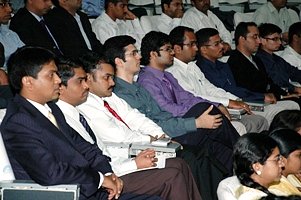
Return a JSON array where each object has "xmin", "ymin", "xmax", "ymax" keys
[
  {"xmin": 78, "ymin": 51, "xmax": 108, "ymax": 78},
  {"xmin": 234, "ymin": 22, "xmax": 257, "ymax": 46},
  {"xmin": 258, "ymin": 23, "xmax": 282, "ymax": 38},
  {"xmin": 103, "ymin": 35, "xmax": 136, "ymax": 68},
  {"xmin": 104, "ymin": 0, "xmax": 123, "ymax": 10},
  {"xmin": 57, "ymin": 58, "xmax": 82, "ymax": 86},
  {"xmin": 195, "ymin": 28, "xmax": 219, "ymax": 46},
  {"xmin": 7, "ymin": 46, "xmax": 57, "ymax": 93},
  {"xmin": 140, "ymin": 31, "xmax": 170, "ymax": 65},
  {"xmin": 288, "ymin": 22, "xmax": 301, "ymax": 44},
  {"xmin": 161, "ymin": 0, "xmax": 173, "ymax": 13},
  {"xmin": 169, "ymin": 26, "xmax": 194, "ymax": 48}
]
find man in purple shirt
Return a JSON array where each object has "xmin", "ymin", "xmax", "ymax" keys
[{"xmin": 138, "ymin": 31, "xmax": 240, "ymax": 173}]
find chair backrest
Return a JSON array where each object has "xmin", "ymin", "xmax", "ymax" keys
[
  {"xmin": 217, "ymin": 176, "xmax": 241, "ymax": 200},
  {"xmin": 0, "ymin": 132, "xmax": 15, "ymax": 181},
  {"xmin": 233, "ymin": 12, "xmax": 255, "ymax": 28},
  {"xmin": 288, "ymin": 8, "xmax": 299, "ymax": 23},
  {"xmin": 140, "ymin": 15, "xmax": 161, "ymax": 33}
]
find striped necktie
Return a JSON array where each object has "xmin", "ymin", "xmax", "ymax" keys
[
  {"xmin": 103, "ymin": 100, "xmax": 131, "ymax": 129},
  {"xmin": 79, "ymin": 113, "xmax": 97, "ymax": 142}
]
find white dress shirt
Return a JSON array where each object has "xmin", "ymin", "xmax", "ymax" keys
[
  {"xmin": 77, "ymin": 92, "xmax": 165, "ymax": 144},
  {"xmin": 253, "ymin": 2, "xmax": 299, "ymax": 32},
  {"xmin": 92, "ymin": 12, "xmax": 145, "ymax": 48},
  {"xmin": 282, "ymin": 45, "xmax": 301, "ymax": 70},
  {"xmin": 181, "ymin": 7, "xmax": 232, "ymax": 44},
  {"xmin": 166, "ymin": 58, "xmax": 238, "ymax": 106},
  {"xmin": 56, "ymin": 100, "xmax": 140, "ymax": 176},
  {"xmin": 157, "ymin": 13, "xmax": 182, "ymax": 34}
]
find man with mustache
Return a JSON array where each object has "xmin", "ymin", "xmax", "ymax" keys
[{"xmin": 181, "ymin": 0, "xmax": 232, "ymax": 53}]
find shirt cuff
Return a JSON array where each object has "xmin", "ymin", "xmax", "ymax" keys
[{"xmin": 98, "ymin": 172, "xmax": 104, "ymax": 189}]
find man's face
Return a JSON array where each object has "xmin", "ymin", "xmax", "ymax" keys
[
  {"xmin": 192, "ymin": 0, "xmax": 210, "ymax": 14},
  {"xmin": 28, "ymin": 60, "xmax": 61, "ymax": 104},
  {"xmin": 200, "ymin": 34, "xmax": 224, "ymax": 61},
  {"xmin": 27, "ymin": 0, "xmax": 52, "ymax": 16},
  {"xmin": 87, "ymin": 63, "xmax": 115, "ymax": 98},
  {"xmin": 156, "ymin": 43, "xmax": 175, "ymax": 69},
  {"xmin": 176, "ymin": 31, "xmax": 198, "ymax": 63},
  {"xmin": 261, "ymin": 32, "xmax": 282, "ymax": 53},
  {"xmin": 240, "ymin": 26, "xmax": 261, "ymax": 54},
  {"xmin": 164, "ymin": 0, "xmax": 184, "ymax": 18},
  {"xmin": 59, "ymin": 67, "xmax": 89, "ymax": 107},
  {"xmin": 0, "ymin": 1, "xmax": 12, "ymax": 24},
  {"xmin": 111, "ymin": 0, "xmax": 129, "ymax": 20},
  {"xmin": 123, "ymin": 44, "xmax": 141, "ymax": 75},
  {"xmin": 271, "ymin": 0, "xmax": 287, "ymax": 10},
  {"xmin": 64, "ymin": 0, "xmax": 82, "ymax": 11}
]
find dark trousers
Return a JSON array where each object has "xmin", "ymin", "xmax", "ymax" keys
[
  {"xmin": 174, "ymin": 102, "xmax": 240, "ymax": 174},
  {"xmin": 121, "ymin": 158, "xmax": 202, "ymax": 200},
  {"xmin": 89, "ymin": 191, "xmax": 161, "ymax": 200}
]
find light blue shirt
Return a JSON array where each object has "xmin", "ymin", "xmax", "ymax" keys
[
  {"xmin": 81, "ymin": 0, "xmax": 104, "ymax": 17},
  {"xmin": 0, "ymin": 25, "xmax": 24, "ymax": 69}
]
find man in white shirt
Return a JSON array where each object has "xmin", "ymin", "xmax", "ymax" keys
[
  {"xmin": 92, "ymin": 0, "xmax": 144, "ymax": 48},
  {"xmin": 167, "ymin": 26, "xmax": 269, "ymax": 133},
  {"xmin": 56, "ymin": 58, "xmax": 201, "ymax": 200},
  {"xmin": 252, "ymin": 0, "xmax": 299, "ymax": 42},
  {"xmin": 282, "ymin": 22, "xmax": 301, "ymax": 71},
  {"xmin": 180, "ymin": 0, "xmax": 232, "ymax": 53}
]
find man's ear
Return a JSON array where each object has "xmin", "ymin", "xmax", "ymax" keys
[
  {"xmin": 59, "ymin": 84, "xmax": 66, "ymax": 95},
  {"xmin": 173, "ymin": 44, "xmax": 182, "ymax": 54},
  {"xmin": 21, "ymin": 76, "xmax": 33, "ymax": 90},
  {"xmin": 115, "ymin": 57, "xmax": 124, "ymax": 67},
  {"xmin": 150, "ymin": 51, "xmax": 158, "ymax": 59},
  {"xmin": 86, "ymin": 73, "xmax": 93, "ymax": 82}
]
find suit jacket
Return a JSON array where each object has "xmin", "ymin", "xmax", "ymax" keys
[
  {"xmin": 45, "ymin": 6, "xmax": 103, "ymax": 59},
  {"xmin": 227, "ymin": 49, "xmax": 286, "ymax": 100},
  {"xmin": 9, "ymin": 8, "xmax": 62, "ymax": 56},
  {"xmin": 0, "ymin": 94, "xmax": 112, "ymax": 199}
]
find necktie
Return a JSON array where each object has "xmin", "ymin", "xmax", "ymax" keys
[
  {"xmin": 103, "ymin": 100, "xmax": 131, "ymax": 129},
  {"xmin": 48, "ymin": 111, "xmax": 58, "ymax": 128},
  {"xmin": 162, "ymin": 75, "xmax": 177, "ymax": 103},
  {"xmin": 39, "ymin": 19, "xmax": 63, "ymax": 55},
  {"xmin": 79, "ymin": 113, "xmax": 97, "ymax": 142}
]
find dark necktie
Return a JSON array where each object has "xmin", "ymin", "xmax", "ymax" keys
[
  {"xmin": 103, "ymin": 100, "xmax": 131, "ymax": 129},
  {"xmin": 162, "ymin": 75, "xmax": 177, "ymax": 103},
  {"xmin": 79, "ymin": 113, "xmax": 97, "ymax": 142},
  {"xmin": 39, "ymin": 19, "xmax": 63, "ymax": 55}
]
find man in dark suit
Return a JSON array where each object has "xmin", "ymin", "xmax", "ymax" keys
[
  {"xmin": 45, "ymin": 0, "xmax": 103, "ymax": 59},
  {"xmin": 0, "ymin": 46, "xmax": 160, "ymax": 200},
  {"xmin": 9, "ymin": 0, "xmax": 62, "ymax": 56}
]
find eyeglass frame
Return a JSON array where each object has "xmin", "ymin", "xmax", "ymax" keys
[
  {"xmin": 0, "ymin": 2, "xmax": 11, "ymax": 8},
  {"xmin": 124, "ymin": 49, "xmax": 140, "ymax": 57}
]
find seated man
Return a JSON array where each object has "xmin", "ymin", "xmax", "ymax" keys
[
  {"xmin": 252, "ymin": 0, "xmax": 299, "ymax": 42},
  {"xmin": 45, "ymin": 0, "xmax": 103, "ymax": 59},
  {"xmin": 166, "ymin": 26, "xmax": 268, "ymax": 133},
  {"xmin": 195, "ymin": 27, "xmax": 299, "ymax": 124},
  {"xmin": 9, "ymin": 0, "xmax": 62, "ymax": 56},
  {"xmin": 256, "ymin": 23, "xmax": 301, "ymax": 95},
  {"xmin": 282, "ymin": 22, "xmax": 301, "ymax": 70},
  {"xmin": 92, "ymin": 0, "xmax": 145, "ymax": 48},
  {"xmin": 138, "ymin": 31, "xmax": 240, "ymax": 173},
  {"xmin": 104, "ymin": 35, "xmax": 229, "ymax": 199},
  {"xmin": 56, "ymin": 59, "xmax": 201, "ymax": 200},
  {"xmin": 1, "ymin": 46, "xmax": 160, "ymax": 200},
  {"xmin": 180, "ymin": 0, "xmax": 232, "ymax": 53}
]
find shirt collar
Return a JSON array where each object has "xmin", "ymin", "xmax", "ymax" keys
[
  {"xmin": 144, "ymin": 66, "xmax": 165, "ymax": 80},
  {"xmin": 27, "ymin": 99, "xmax": 51, "ymax": 118},
  {"xmin": 161, "ymin": 13, "xmax": 173, "ymax": 22},
  {"xmin": 102, "ymin": 12, "xmax": 117, "ymax": 24},
  {"xmin": 57, "ymin": 99, "xmax": 80, "ymax": 121},
  {"xmin": 173, "ymin": 57, "xmax": 189, "ymax": 72},
  {"xmin": 267, "ymin": 1, "xmax": 278, "ymax": 13},
  {"xmin": 114, "ymin": 77, "xmax": 138, "ymax": 94}
]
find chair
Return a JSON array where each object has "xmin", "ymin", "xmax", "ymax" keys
[
  {"xmin": 140, "ymin": 15, "xmax": 161, "ymax": 34},
  {"xmin": 233, "ymin": 12, "xmax": 255, "ymax": 28},
  {"xmin": 0, "ymin": 133, "xmax": 15, "ymax": 181},
  {"xmin": 217, "ymin": 176, "xmax": 241, "ymax": 200},
  {"xmin": 288, "ymin": 8, "xmax": 300, "ymax": 23}
]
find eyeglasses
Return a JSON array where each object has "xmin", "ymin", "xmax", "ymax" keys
[
  {"xmin": 159, "ymin": 47, "xmax": 174, "ymax": 53},
  {"xmin": 264, "ymin": 37, "xmax": 282, "ymax": 42},
  {"xmin": 0, "ymin": 2, "xmax": 11, "ymax": 8},
  {"xmin": 266, "ymin": 155, "xmax": 283, "ymax": 163},
  {"xmin": 182, "ymin": 41, "xmax": 197, "ymax": 47},
  {"xmin": 203, "ymin": 40, "xmax": 224, "ymax": 47},
  {"xmin": 125, "ymin": 49, "xmax": 140, "ymax": 57}
]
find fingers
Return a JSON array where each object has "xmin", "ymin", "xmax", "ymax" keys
[{"xmin": 204, "ymin": 105, "xmax": 214, "ymax": 114}]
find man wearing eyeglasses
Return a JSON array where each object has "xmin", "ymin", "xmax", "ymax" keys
[{"xmin": 256, "ymin": 23, "xmax": 301, "ymax": 98}]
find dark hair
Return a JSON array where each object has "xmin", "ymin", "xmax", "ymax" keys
[
  {"xmin": 195, "ymin": 28, "xmax": 219, "ymax": 46},
  {"xmin": 78, "ymin": 51, "xmax": 108, "ymax": 76},
  {"xmin": 57, "ymin": 59, "xmax": 82, "ymax": 86},
  {"xmin": 169, "ymin": 26, "xmax": 194, "ymax": 48},
  {"xmin": 258, "ymin": 23, "xmax": 282, "ymax": 38},
  {"xmin": 161, "ymin": 0, "xmax": 173, "ymax": 13},
  {"xmin": 234, "ymin": 133, "xmax": 278, "ymax": 194},
  {"xmin": 260, "ymin": 195, "xmax": 301, "ymax": 200},
  {"xmin": 140, "ymin": 31, "xmax": 170, "ymax": 65},
  {"xmin": 269, "ymin": 110, "xmax": 301, "ymax": 132},
  {"xmin": 7, "ymin": 46, "xmax": 56, "ymax": 93},
  {"xmin": 103, "ymin": 35, "xmax": 136, "ymax": 68},
  {"xmin": 51, "ymin": 0, "xmax": 59, "ymax": 7},
  {"xmin": 234, "ymin": 22, "xmax": 257, "ymax": 46},
  {"xmin": 104, "ymin": 0, "xmax": 123, "ymax": 10},
  {"xmin": 269, "ymin": 128, "xmax": 301, "ymax": 158},
  {"xmin": 288, "ymin": 22, "xmax": 301, "ymax": 45}
]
